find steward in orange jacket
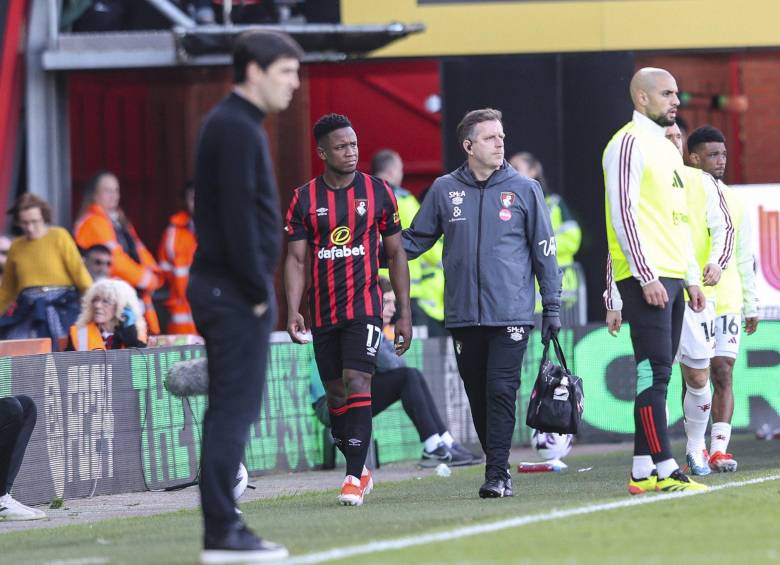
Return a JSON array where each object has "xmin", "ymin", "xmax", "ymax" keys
[
  {"xmin": 157, "ymin": 210, "xmax": 197, "ymax": 334},
  {"xmin": 74, "ymin": 203, "xmax": 162, "ymax": 334}
]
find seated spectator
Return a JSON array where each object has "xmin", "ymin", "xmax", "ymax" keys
[
  {"xmin": 311, "ymin": 278, "xmax": 480, "ymax": 467},
  {"xmin": 0, "ymin": 194, "xmax": 93, "ymax": 349},
  {"xmin": 82, "ymin": 244, "xmax": 113, "ymax": 281},
  {"xmin": 212, "ymin": 0, "xmax": 279, "ymax": 24},
  {"xmin": 0, "ymin": 235, "xmax": 11, "ymax": 283},
  {"xmin": 157, "ymin": 182, "xmax": 197, "ymax": 335},
  {"xmin": 373, "ymin": 150, "xmax": 447, "ymax": 337},
  {"xmin": 0, "ymin": 395, "xmax": 46, "ymax": 521},
  {"xmin": 68, "ymin": 279, "xmax": 147, "ymax": 351},
  {"xmin": 74, "ymin": 170, "xmax": 162, "ymax": 335},
  {"xmin": 61, "ymin": 0, "xmax": 128, "ymax": 32}
]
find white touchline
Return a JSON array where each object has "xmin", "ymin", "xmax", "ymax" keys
[{"xmin": 284, "ymin": 474, "xmax": 780, "ymax": 565}]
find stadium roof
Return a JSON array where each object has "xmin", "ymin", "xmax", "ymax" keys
[{"xmin": 42, "ymin": 23, "xmax": 426, "ymax": 71}]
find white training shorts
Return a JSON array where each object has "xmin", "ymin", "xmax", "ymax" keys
[
  {"xmin": 677, "ymin": 300, "xmax": 716, "ymax": 369},
  {"xmin": 713, "ymin": 312, "xmax": 741, "ymax": 359}
]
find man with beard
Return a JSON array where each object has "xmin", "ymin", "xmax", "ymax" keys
[{"xmin": 603, "ymin": 68, "xmax": 707, "ymax": 494}]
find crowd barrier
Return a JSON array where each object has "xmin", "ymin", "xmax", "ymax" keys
[{"xmin": 4, "ymin": 322, "xmax": 778, "ymax": 505}]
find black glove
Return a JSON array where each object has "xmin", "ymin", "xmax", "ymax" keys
[
  {"xmin": 541, "ymin": 312, "xmax": 561, "ymax": 345},
  {"xmin": 114, "ymin": 324, "xmax": 146, "ymax": 349}
]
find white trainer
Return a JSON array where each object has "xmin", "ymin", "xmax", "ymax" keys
[{"xmin": 0, "ymin": 494, "xmax": 47, "ymax": 521}]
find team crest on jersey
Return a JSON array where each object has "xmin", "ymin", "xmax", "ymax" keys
[
  {"xmin": 393, "ymin": 211, "xmax": 400, "ymax": 224},
  {"xmin": 500, "ymin": 192, "xmax": 515, "ymax": 208},
  {"xmin": 330, "ymin": 226, "xmax": 352, "ymax": 246},
  {"xmin": 355, "ymin": 199, "xmax": 368, "ymax": 216}
]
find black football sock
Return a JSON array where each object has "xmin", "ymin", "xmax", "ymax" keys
[{"xmin": 344, "ymin": 393, "xmax": 372, "ymax": 478}]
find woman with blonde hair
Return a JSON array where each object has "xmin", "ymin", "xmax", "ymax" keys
[{"xmin": 67, "ymin": 279, "xmax": 147, "ymax": 351}]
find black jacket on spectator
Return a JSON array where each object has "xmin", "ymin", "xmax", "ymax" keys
[{"xmin": 191, "ymin": 92, "xmax": 281, "ymax": 306}]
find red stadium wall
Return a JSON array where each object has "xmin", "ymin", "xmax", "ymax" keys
[{"xmin": 307, "ymin": 60, "xmax": 442, "ymax": 196}]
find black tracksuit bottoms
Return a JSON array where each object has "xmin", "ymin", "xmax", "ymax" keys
[
  {"xmin": 0, "ymin": 395, "xmax": 36, "ymax": 497},
  {"xmin": 617, "ymin": 277, "xmax": 685, "ymax": 462},
  {"xmin": 372, "ymin": 368, "xmax": 445, "ymax": 442},
  {"xmin": 450, "ymin": 325, "xmax": 530, "ymax": 480},
  {"xmin": 188, "ymin": 273, "xmax": 275, "ymax": 537}
]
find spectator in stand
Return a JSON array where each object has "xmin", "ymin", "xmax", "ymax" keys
[
  {"xmin": 0, "ymin": 395, "xmax": 46, "ymax": 521},
  {"xmin": 158, "ymin": 182, "xmax": 198, "ymax": 335},
  {"xmin": 213, "ymin": 0, "xmax": 280, "ymax": 24},
  {"xmin": 74, "ymin": 170, "xmax": 163, "ymax": 335},
  {"xmin": 67, "ymin": 278, "xmax": 147, "ymax": 351},
  {"xmin": 0, "ymin": 194, "xmax": 92, "ymax": 348},
  {"xmin": 0, "ymin": 235, "xmax": 11, "ymax": 283},
  {"xmin": 82, "ymin": 244, "xmax": 113, "ymax": 282},
  {"xmin": 61, "ymin": 0, "xmax": 127, "ymax": 32},
  {"xmin": 373, "ymin": 150, "xmax": 448, "ymax": 337}
]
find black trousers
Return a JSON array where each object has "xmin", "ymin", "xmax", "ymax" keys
[
  {"xmin": 450, "ymin": 326, "xmax": 530, "ymax": 480},
  {"xmin": 0, "ymin": 395, "xmax": 37, "ymax": 497},
  {"xmin": 372, "ymin": 368, "xmax": 445, "ymax": 442},
  {"xmin": 188, "ymin": 273, "xmax": 275, "ymax": 537},
  {"xmin": 617, "ymin": 277, "xmax": 685, "ymax": 462}
]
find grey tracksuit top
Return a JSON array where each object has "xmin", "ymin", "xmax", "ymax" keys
[{"xmin": 402, "ymin": 161, "xmax": 562, "ymax": 328}]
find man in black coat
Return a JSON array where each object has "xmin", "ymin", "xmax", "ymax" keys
[{"xmin": 188, "ymin": 30, "xmax": 303, "ymax": 563}]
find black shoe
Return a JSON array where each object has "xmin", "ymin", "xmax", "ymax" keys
[
  {"xmin": 202, "ymin": 523, "xmax": 288, "ymax": 564},
  {"xmin": 420, "ymin": 443, "xmax": 452, "ymax": 468},
  {"xmin": 503, "ymin": 475, "xmax": 514, "ymax": 497},
  {"xmin": 478, "ymin": 478, "xmax": 507, "ymax": 498},
  {"xmin": 450, "ymin": 443, "xmax": 482, "ymax": 466}
]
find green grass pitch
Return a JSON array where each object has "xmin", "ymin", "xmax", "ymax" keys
[{"xmin": 2, "ymin": 435, "xmax": 778, "ymax": 564}]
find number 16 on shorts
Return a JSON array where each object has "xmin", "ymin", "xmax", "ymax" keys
[{"xmin": 714, "ymin": 313, "xmax": 741, "ymax": 359}]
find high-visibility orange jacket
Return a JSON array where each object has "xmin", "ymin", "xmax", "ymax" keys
[
  {"xmin": 68, "ymin": 322, "xmax": 148, "ymax": 351},
  {"xmin": 157, "ymin": 211, "xmax": 198, "ymax": 334},
  {"xmin": 74, "ymin": 204, "xmax": 162, "ymax": 334}
]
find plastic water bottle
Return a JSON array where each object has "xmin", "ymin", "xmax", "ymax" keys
[{"xmin": 517, "ymin": 460, "xmax": 566, "ymax": 473}]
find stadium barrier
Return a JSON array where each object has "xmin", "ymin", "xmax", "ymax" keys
[{"xmin": 4, "ymin": 322, "xmax": 778, "ymax": 505}]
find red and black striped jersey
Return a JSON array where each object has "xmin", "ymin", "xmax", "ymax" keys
[{"xmin": 285, "ymin": 172, "xmax": 401, "ymax": 329}]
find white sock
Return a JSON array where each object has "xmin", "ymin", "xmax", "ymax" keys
[
  {"xmin": 711, "ymin": 422, "xmax": 732, "ymax": 454},
  {"xmin": 632, "ymin": 455, "xmax": 655, "ymax": 479},
  {"xmin": 440, "ymin": 431, "xmax": 455, "ymax": 448},
  {"xmin": 656, "ymin": 458, "xmax": 678, "ymax": 479},
  {"xmin": 423, "ymin": 433, "xmax": 442, "ymax": 453},
  {"xmin": 683, "ymin": 382, "xmax": 712, "ymax": 454}
]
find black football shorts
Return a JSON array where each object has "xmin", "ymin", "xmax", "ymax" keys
[{"xmin": 313, "ymin": 317, "xmax": 383, "ymax": 381}]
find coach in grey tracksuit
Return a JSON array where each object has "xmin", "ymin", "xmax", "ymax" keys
[{"xmin": 403, "ymin": 108, "xmax": 562, "ymax": 498}]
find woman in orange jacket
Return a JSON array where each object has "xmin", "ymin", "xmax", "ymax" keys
[
  {"xmin": 74, "ymin": 171, "xmax": 162, "ymax": 334},
  {"xmin": 68, "ymin": 278, "xmax": 147, "ymax": 351}
]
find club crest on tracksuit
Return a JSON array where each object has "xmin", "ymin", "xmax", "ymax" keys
[{"xmin": 500, "ymin": 192, "xmax": 515, "ymax": 208}]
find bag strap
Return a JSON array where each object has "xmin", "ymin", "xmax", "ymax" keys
[{"xmin": 550, "ymin": 334, "xmax": 570, "ymax": 374}]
